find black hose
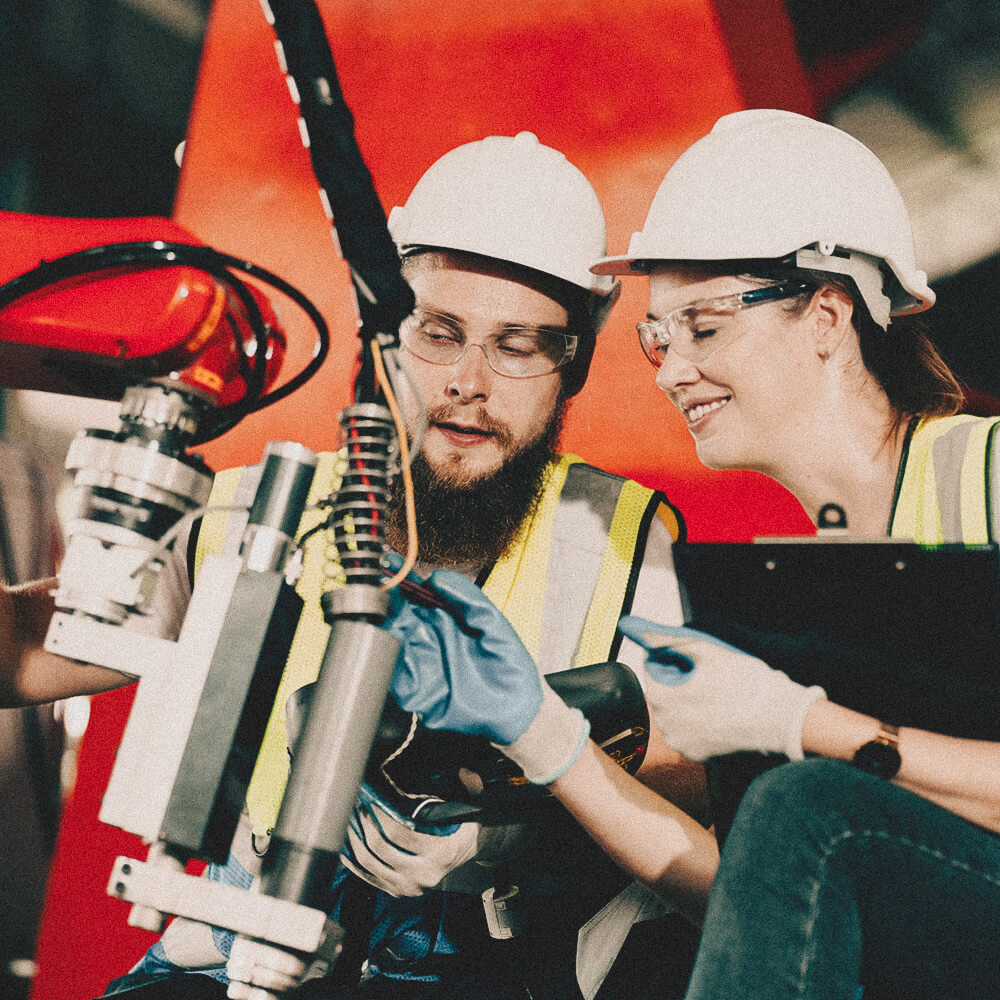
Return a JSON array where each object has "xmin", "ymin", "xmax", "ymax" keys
[{"xmin": 265, "ymin": 0, "xmax": 415, "ymax": 404}]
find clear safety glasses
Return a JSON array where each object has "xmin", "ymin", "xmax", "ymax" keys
[
  {"xmin": 399, "ymin": 310, "xmax": 578, "ymax": 378},
  {"xmin": 636, "ymin": 281, "xmax": 810, "ymax": 367}
]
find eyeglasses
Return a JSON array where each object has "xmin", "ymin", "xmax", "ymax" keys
[
  {"xmin": 636, "ymin": 281, "xmax": 810, "ymax": 367},
  {"xmin": 399, "ymin": 310, "xmax": 578, "ymax": 378}
]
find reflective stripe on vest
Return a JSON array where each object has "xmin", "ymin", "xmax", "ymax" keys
[
  {"xmin": 890, "ymin": 415, "xmax": 1000, "ymax": 545},
  {"xmin": 196, "ymin": 451, "xmax": 669, "ymax": 834}
]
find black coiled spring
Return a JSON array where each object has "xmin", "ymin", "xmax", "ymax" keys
[{"xmin": 333, "ymin": 403, "xmax": 396, "ymax": 587}]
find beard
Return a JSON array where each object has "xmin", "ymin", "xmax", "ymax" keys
[{"xmin": 387, "ymin": 399, "xmax": 567, "ymax": 569}]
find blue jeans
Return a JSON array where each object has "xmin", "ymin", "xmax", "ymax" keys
[{"xmin": 686, "ymin": 758, "xmax": 1000, "ymax": 1000}]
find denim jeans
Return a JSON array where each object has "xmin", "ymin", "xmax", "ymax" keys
[{"xmin": 685, "ymin": 758, "xmax": 1000, "ymax": 1000}]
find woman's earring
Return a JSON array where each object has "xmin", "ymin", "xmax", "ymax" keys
[{"xmin": 818, "ymin": 345, "xmax": 830, "ymax": 361}]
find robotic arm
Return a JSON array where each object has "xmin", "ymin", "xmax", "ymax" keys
[
  {"xmin": 0, "ymin": 0, "xmax": 636, "ymax": 986},
  {"xmin": 0, "ymin": 209, "xmax": 354, "ymax": 965},
  {"xmin": 0, "ymin": 202, "xmax": 651, "ymax": 990},
  {"xmin": 0, "ymin": 212, "xmax": 290, "ymax": 404},
  {"xmin": 0, "ymin": 208, "xmax": 331, "ymax": 639}
]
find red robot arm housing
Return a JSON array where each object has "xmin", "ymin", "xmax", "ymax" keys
[{"xmin": 0, "ymin": 211, "xmax": 286, "ymax": 405}]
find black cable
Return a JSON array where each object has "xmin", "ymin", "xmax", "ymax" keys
[
  {"xmin": 265, "ymin": 0, "xmax": 415, "ymax": 407},
  {"xmin": 0, "ymin": 243, "xmax": 269, "ymax": 436},
  {"xmin": 0, "ymin": 240, "xmax": 331, "ymax": 444}
]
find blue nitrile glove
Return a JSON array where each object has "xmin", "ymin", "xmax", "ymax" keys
[
  {"xmin": 339, "ymin": 783, "xmax": 479, "ymax": 897},
  {"xmin": 384, "ymin": 569, "xmax": 590, "ymax": 784},
  {"xmin": 618, "ymin": 616, "xmax": 826, "ymax": 762},
  {"xmin": 385, "ymin": 568, "xmax": 539, "ymax": 743}
]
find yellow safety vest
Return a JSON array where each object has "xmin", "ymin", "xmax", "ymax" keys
[
  {"xmin": 195, "ymin": 451, "xmax": 679, "ymax": 834},
  {"xmin": 890, "ymin": 415, "xmax": 1000, "ymax": 545}
]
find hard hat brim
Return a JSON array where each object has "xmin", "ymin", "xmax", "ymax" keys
[
  {"xmin": 590, "ymin": 254, "xmax": 647, "ymax": 276},
  {"xmin": 592, "ymin": 251, "xmax": 935, "ymax": 318}
]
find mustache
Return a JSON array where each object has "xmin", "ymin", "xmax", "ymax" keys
[{"xmin": 425, "ymin": 404, "xmax": 516, "ymax": 451}]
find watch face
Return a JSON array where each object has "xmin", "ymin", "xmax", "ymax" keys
[{"xmin": 852, "ymin": 740, "xmax": 902, "ymax": 780}]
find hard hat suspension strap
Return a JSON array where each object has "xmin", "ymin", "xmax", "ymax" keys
[{"xmin": 794, "ymin": 246, "xmax": 892, "ymax": 330}]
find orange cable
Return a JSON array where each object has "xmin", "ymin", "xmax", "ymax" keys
[{"xmin": 371, "ymin": 338, "xmax": 419, "ymax": 587}]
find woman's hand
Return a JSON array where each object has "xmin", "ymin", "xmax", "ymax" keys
[{"xmin": 618, "ymin": 616, "xmax": 826, "ymax": 761}]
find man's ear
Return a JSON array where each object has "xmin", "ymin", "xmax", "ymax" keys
[{"xmin": 811, "ymin": 284, "xmax": 855, "ymax": 361}]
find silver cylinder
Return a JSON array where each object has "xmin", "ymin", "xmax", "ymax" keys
[
  {"xmin": 262, "ymin": 619, "xmax": 400, "ymax": 902},
  {"xmin": 241, "ymin": 441, "xmax": 318, "ymax": 573}
]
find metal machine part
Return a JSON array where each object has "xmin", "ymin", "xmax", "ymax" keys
[
  {"xmin": 332, "ymin": 403, "xmax": 397, "ymax": 589},
  {"xmin": 96, "ymin": 443, "xmax": 318, "ymax": 931},
  {"xmin": 260, "ymin": 619, "xmax": 401, "ymax": 911},
  {"xmin": 242, "ymin": 441, "xmax": 320, "ymax": 573},
  {"xmin": 365, "ymin": 661, "xmax": 651, "ymax": 827},
  {"xmin": 54, "ymin": 411, "xmax": 213, "ymax": 627},
  {"xmin": 250, "ymin": 411, "xmax": 402, "ymax": 930},
  {"xmin": 108, "ymin": 852, "xmax": 341, "ymax": 960},
  {"xmin": 0, "ymin": 0, "xmax": 413, "ymax": 967}
]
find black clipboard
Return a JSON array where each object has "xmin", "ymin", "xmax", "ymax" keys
[{"xmin": 671, "ymin": 539, "xmax": 1000, "ymax": 839}]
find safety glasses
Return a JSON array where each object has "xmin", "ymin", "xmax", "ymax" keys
[
  {"xmin": 400, "ymin": 311, "xmax": 577, "ymax": 378},
  {"xmin": 637, "ymin": 281, "xmax": 810, "ymax": 367}
]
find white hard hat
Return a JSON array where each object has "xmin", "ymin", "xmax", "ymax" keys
[
  {"xmin": 389, "ymin": 131, "xmax": 616, "ymax": 300},
  {"xmin": 593, "ymin": 109, "xmax": 934, "ymax": 328}
]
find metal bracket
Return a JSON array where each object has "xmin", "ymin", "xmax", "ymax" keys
[{"xmin": 107, "ymin": 855, "xmax": 343, "ymax": 961}]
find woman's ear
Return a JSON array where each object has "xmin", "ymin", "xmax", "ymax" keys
[{"xmin": 810, "ymin": 285, "xmax": 855, "ymax": 362}]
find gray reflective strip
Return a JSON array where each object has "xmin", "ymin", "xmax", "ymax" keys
[
  {"xmin": 576, "ymin": 881, "xmax": 672, "ymax": 1000},
  {"xmin": 221, "ymin": 464, "xmax": 265, "ymax": 557},
  {"xmin": 931, "ymin": 422, "xmax": 978, "ymax": 543},
  {"xmin": 538, "ymin": 463, "xmax": 626, "ymax": 674},
  {"xmin": 990, "ymin": 425, "xmax": 1000, "ymax": 542}
]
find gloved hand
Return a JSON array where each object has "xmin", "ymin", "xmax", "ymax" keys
[
  {"xmin": 385, "ymin": 569, "xmax": 589, "ymax": 784},
  {"xmin": 339, "ymin": 783, "xmax": 480, "ymax": 896},
  {"xmin": 618, "ymin": 616, "xmax": 826, "ymax": 762},
  {"xmin": 225, "ymin": 935, "xmax": 313, "ymax": 1000}
]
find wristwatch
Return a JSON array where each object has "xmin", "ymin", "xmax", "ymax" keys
[{"xmin": 851, "ymin": 722, "xmax": 901, "ymax": 779}]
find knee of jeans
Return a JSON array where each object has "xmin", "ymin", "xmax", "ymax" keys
[{"xmin": 729, "ymin": 759, "xmax": 869, "ymax": 848}]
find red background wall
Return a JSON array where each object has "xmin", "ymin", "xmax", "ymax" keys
[{"xmin": 32, "ymin": 2, "xmax": 814, "ymax": 996}]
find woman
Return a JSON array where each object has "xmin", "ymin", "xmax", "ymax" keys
[
  {"xmin": 385, "ymin": 110, "xmax": 999, "ymax": 1000},
  {"xmin": 587, "ymin": 108, "xmax": 1000, "ymax": 999}
]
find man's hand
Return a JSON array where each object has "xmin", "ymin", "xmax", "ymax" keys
[
  {"xmin": 340, "ymin": 784, "xmax": 479, "ymax": 896},
  {"xmin": 618, "ymin": 616, "xmax": 826, "ymax": 762},
  {"xmin": 0, "ymin": 576, "xmax": 132, "ymax": 705},
  {"xmin": 0, "ymin": 582, "xmax": 21, "ymax": 688},
  {"xmin": 385, "ymin": 569, "xmax": 589, "ymax": 784},
  {"xmin": 385, "ymin": 569, "xmax": 542, "ymax": 743},
  {"xmin": 226, "ymin": 936, "xmax": 312, "ymax": 1000}
]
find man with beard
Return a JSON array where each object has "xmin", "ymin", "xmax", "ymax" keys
[
  {"xmin": 3, "ymin": 134, "xmax": 711, "ymax": 1000},
  {"xmin": 207, "ymin": 133, "xmax": 708, "ymax": 1000}
]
